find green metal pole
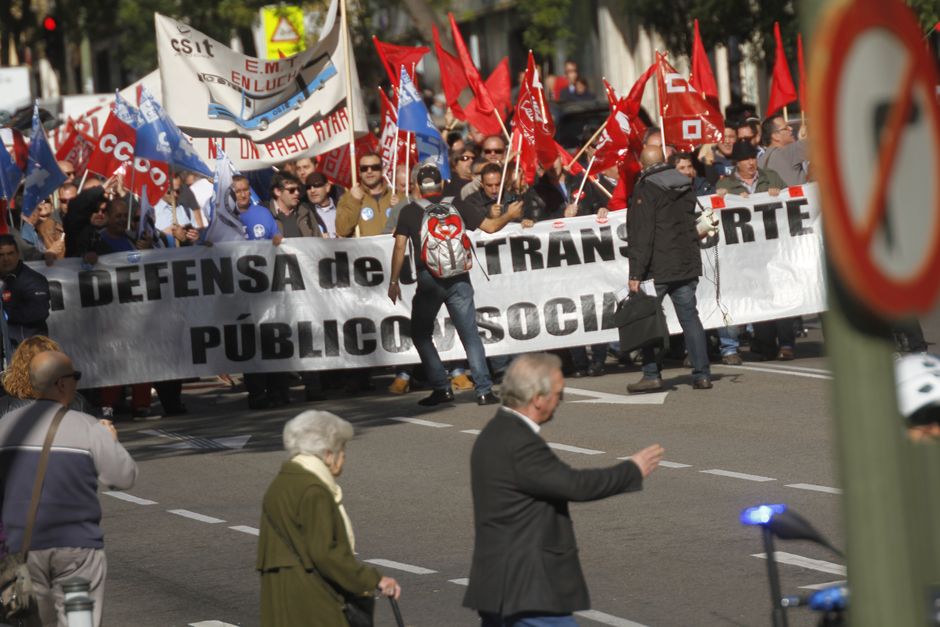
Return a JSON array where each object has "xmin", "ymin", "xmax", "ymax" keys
[{"xmin": 802, "ymin": 2, "xmax": 940, "ymax": 625}]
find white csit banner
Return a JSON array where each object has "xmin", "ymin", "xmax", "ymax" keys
[
  {"xmin": 35, "ymin": 186, "xmax": 825, "ymax": 387},
  {"xmin": 154, "ymin": 0, "xmax": 367, "ymax": 170}
]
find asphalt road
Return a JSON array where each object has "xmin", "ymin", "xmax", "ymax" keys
[{"xmin": 93, "ymin": 313, "xmax": 936, "ymax": 627}]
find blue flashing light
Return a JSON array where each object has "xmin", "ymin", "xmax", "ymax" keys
[{"xmin": 740, "ymin": 503, "xmax": 787, "ymax": 526}]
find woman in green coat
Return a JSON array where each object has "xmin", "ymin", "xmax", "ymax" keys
[{"xmin": 257, "ymin": 410, "xmax": 401, "ymax": 626}]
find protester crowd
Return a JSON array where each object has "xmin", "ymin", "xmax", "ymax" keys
[{"xmin": 1, "ymin": 14, "xmax": 938, "ymax": 625}]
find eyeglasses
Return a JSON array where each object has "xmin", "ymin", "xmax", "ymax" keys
[
  {"xmin": 282, "ymin": 187, "xmax": 300, "ymax": 193},
  {"xmin": 93, "ymin": 207, "xmax": 107, "ymax": 214},
  {"xmin": 59, "ymin": 370, "xmax": 82, "ymax": 382},
  {"xmin": 483, "ymin": 148, "xmax": 505, "ymax": 155},
  {"xmin": 458, "ymin": 155, "xmax": 474, "ymax": 162},
  {"xmin": 359, "ymin": 164, "xmax": 383, "ymax": 172}
]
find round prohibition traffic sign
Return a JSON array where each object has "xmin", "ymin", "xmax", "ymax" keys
[{"xmin": 810, "ymin": 0, "xmax": 940, "ymax": 317}]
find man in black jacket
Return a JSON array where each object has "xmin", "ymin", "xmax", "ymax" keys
[
  {"xmin": 0, "ymin": 234, "xmax": 51, "ymax": 352},
  {"xmin": 464, "ymin": 353, "xmax": 663, "ymax": 625},
  {"xmin": 626, "ymin": 146, "xmax": 713, "ymax": 392}
]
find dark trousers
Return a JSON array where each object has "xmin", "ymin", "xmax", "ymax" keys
[
  {"xmin": 753, "ymin": 317, "xmax": 797, "ymax": 356},
  {"xmin": 641, "ymin": 278, "xmax": 710, "ymax": 381}
]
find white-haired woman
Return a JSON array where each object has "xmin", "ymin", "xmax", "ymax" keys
[{"xmin": 257, "ymin": 410, "xmax": 400, "ymax": 626}]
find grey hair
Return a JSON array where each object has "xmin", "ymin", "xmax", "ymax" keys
[
  {"xmin": 283, "ymin": 410, "xmax": 355, "ymax": 459},
  {"xmin": 500, "ymin": 353, "xmax": 562, "ymax": 409}
]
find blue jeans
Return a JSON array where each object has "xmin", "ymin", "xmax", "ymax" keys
[
  {"xmin": 717, "ymin": 325, "xmax": 739, "ymax": 356},
  {"xmin": 411, "ymin": 270, "xmax": 492, "ymax": 395},
  {"xmin": 480, "ymin": 612, "xmax": 579, "ymax": 626},
  {"xmin": 641, "ymin": 278, "xmax": 711, "ymax": 381}
]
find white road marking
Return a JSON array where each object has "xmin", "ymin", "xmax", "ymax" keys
[
  {"xmin": 757, "ymin": 363, "xmax": 831, "ymax": 375},
  {"xmin": 786, "ymin": 483, "xmax": 842, "ymax": 495},
  {"xmin": 448, "ymin": 578, "xmax": 469, "ymax": 586},
  {"xmin": 188, "ymin": 622, "xmax": 240, "ymax": 627},
  {"xmin": 565, "ymin": 386, "xmax": 669, "ymax": 405},
  {"xmin": 701, "ymin": 469, "xmax": 776, "ymax": 482},
  {"xmin": 753, "ymin": 552, "xmax": 846, "ymax": 576},
  {"xmin": 103, "ymin": 491, "xmax": 157, "ymax": 505},
  {"xmin": 618, "ymin": 456, "xmax": 691, "ymax": 468},
  {"xmin": 229, "ymin": 525, "xmax": 259, "ymax": 536},
  {"xmin": 461, "ymin": 429, "xmax": 481, "ymax": 435},
  {"xmin": 800, "ymin": 579, "xmax": 847, "ymax": 590},
  {"xmin": 363, "ymin": 559, "xmax": 437, "ymax": 574},
  {"xmin": 717, "ymin": 364, "xmax": 832, "ymax": 380},
  {"xmin": 167, "ymin": 509, "xmax": 226, "ymax": 524},
  {"xmin": 548, "ymin": 442, "xmax": 605, "ymax": 455},
  {"xmin": 575, "ymin": 609, "xmax": 650, "ymax": 627},
  {"xmin": 659, "ymin": 461, "xmax": 693, "ymax": 468},
  {"xmin": 389, "ymin": 417, "xmax": 452, "ymax": 428}
]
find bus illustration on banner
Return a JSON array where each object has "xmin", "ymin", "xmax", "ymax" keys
[{"xmin": 202, "ymin": 52, "xmax": 338, "ymax": 132}]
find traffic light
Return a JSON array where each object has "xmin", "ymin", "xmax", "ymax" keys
[{"xmin": 40, "ymin": 14, "xmax": 64, "ymax": 73}]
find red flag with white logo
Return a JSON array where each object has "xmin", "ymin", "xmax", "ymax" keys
[
  {"xmin": 655, "ymin": 52, "xmax": 724, "ymax": 151},
  {"xmin": 55, "ymin": 120, "xmax": 97, "ymax": 175},
  {"xmin": 512, "ymin": 52, "xmax": 556, "ymax": 183},
  {"xmin": 86, "ymin": 110, "xmax": 169, "ymax": 205}
]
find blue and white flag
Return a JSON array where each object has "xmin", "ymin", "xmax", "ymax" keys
[
  {"xmin": 396, "ymin": 68, "xmax": 451, "ymax": 181},
  {"xmin": 203, "ymin": 144, "xmax": 247, "ymax": 244},
  {"xmin": 22, "ymin": 103, "xmax": 66, "ymax": 216},
  {"xmin": 0, "ymin": 138, "xmax": 22, "ymax": 201},
  {"xmin": 114, "ymin": 91, "xmax": 142, "ymax": 129},
  {"xmin": 136, "ymin": 87, "xmax": 213, "ymax": 178}
]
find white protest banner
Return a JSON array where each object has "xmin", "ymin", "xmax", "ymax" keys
[
  {"xmin": 154, "ymin": 0, "xmax": 367, "ymax": 170},
  {"xmin": 37, "ymin": 186, "xmax": 825, "ymax": 387}
]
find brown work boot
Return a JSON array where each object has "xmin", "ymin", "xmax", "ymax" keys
[
  {"xmin": 721, "ymin": 353, "xmax": 743, "ymax": 365},
  {"xmin": 777, "ymin": 347, "xmax": 795, "ymax": 361},
  {"xmin": 627, "ymin": 377, "xmax": 664, "ymax": 394}
]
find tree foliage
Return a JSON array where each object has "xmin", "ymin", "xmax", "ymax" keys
[{"xmin": 516, "ymin": 0, "xmax": 574, "ymax": 59}]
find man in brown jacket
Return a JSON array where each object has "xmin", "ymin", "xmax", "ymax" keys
[
  {"xmin": 268, "ymin": 173, "xmax": 323, "ymax": 238},
  {"xmin": 336, "ymin": 152, "xmax": 393, "ymax": 237}
]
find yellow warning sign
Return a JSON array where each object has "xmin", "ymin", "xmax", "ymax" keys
[{"xmin": 262, "ymin": 6, "xmax": 305, "ymax": 59}]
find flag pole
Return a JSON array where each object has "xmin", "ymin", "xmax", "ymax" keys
[
  {"xmin": 590, "ymin": 175, "xmax": 613, "ymax": 199},
  {"xmin": 77, "ymin": 169, "xmax": 89, "ymax": 192},
  {"xmin": 783, "ymin": 105, "xmax": 789, "ymax": 124},
  {"xmin": 340, "ymin": 0, "xmax": 358, "ymax": 189},
  {"xmin": 574, "ymin": 154, "xmax": 595, "ymax": 206},
  {"xmin": 404, "ymin": 132, "xmax": 411, "ymax": 198},
  {"xmin": 566, "ymin": 120, "xmax": 608, "ymax": 171},
  {"xmin": 496, "ymin": 140, "xmax": 513, "ymax": 206},
  {"xmin": 511, "ymin": 132, "xmax": 522, "ymax": 186}
]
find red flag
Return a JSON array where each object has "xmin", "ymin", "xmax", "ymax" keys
[
  {"xmin": 373, "ymin": 37, "xmax": 429, "ymax": 88},
  {"xmin": 655, "ymin": 52, "xmax": 724, "ymax": 151},
  {"xmin": 485, "ymin": 57, "xmax": 512, "ymax": 120},
  {"xmin": 766, "ymin": 22, "xmax": 797, "ymax": 117},
  {"xmin": 556, "ymin": 141, "xmax": 584, "ymax": 176},
  {"xmin": 797, "ymin": 33, "xmax": 807, "ymax": 114},
  {"xmin": 432, "ymin": 25, "xmax": 502, "ymax": 136},
  {"xmin": 319, "ymin": 134, "xmax": 380, "ymax": 190},
  {"xmin": 55, "ymin": 120, "xmax": 97, "ymax": 175},
  {"xmin": 591, "ymin": 75, "xmax": 651, "ymax": 174},
  {"xmin": 690, "ymin": 19, "xmax": 719, "ymax": 108},
  {"xmin": 512, "ymin": 52, "xmax": 556, "ymax": 183},
  {"xmin": 448, "ymin": 13, "xmax": 497, "ymax": 115},
  {"xmin": 87, "ymin": 110, "xmax": 169, "ymax": 205}
]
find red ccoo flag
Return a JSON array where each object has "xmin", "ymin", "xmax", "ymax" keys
[
  {"xmin": 766, "ymin": 22, "xmax": 798, "ymax": 117},
  {"xmin": 512, "ymin": 52, "xmax": 556, "ymax": 183},
  {"xmin": 373, "ymin": 36, "xmax": 429, "ymax": 88},
  {"xmin": 690, "ymin": 19, "xmax": 719, "ymax": 109},
  {"xmin": 655, "ymin": 52, "xmax": 724, "ymax": 152}
]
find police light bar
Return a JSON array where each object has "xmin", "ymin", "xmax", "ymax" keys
[{"xmin": 740, "ymin": 504, "xmax": 787, "ymax": 526}]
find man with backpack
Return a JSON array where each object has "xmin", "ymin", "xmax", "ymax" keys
[{"xmin": 388, "ymin": 162, "xmax": 523, "ymax": 407}]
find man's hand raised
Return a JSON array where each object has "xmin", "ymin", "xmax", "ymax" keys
[{"xmin": 628, "ymin": 443, "xmax": 664, "ymax": 477}]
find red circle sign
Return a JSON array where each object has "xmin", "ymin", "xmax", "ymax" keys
[{"xmin": 811, "ymin": 0, "xmax": 940, "ymax": 317}]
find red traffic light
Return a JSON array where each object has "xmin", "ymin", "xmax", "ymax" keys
[{"xmin": 42, "ymin": 16, "xmax": 57, "ymax": 31}]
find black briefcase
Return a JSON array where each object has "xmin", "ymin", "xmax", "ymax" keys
[{"xmin": 613, "ymin": 291, "xmax": 669, "ymax": 354}]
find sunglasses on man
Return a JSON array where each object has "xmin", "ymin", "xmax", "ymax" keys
[{"xmin": 359, "ymin": 164, "xmax": 383, "ymax": 172}]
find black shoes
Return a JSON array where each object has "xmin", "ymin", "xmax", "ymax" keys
[
  {"xmin": 587, "ymin": 364, "xmax": 605, "ymax": 377},
  {"xmin": 477, "ymin": 392, "xmax": 500, "ymax": 406},
  {"xmin": 627, "ymin": 377, "xmax": 664, "ymax": 394},
  {"xmin": 418, "ymin": 388, "xmax": 455, "ymax": 406}
]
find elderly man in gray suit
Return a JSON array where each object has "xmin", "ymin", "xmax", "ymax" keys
[{"xmin": 463, "ymin": 353, "xmax": 664, "ymax": 626}]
